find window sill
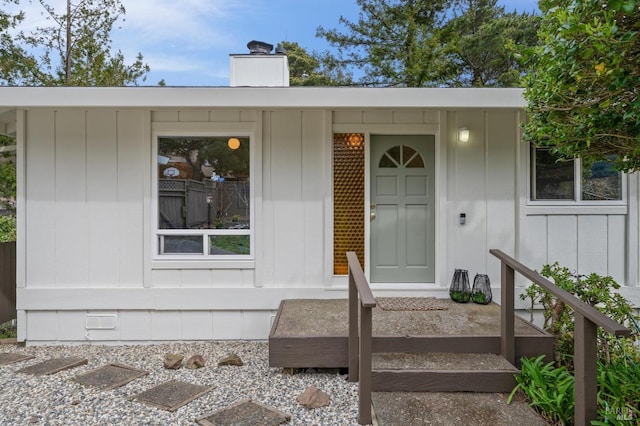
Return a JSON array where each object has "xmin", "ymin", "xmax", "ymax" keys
[
  {"xmin": 151, "ymin": 259, "xmax": 255, "ymax": 270},
  {"xmin": 525, "ymin": 204, "xmax": 627, "ymax": 216}
]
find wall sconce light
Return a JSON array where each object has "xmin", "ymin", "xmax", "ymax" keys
[
  {"xmin": 227, "ymin": 137, "xmax": 240, "ymax": 150},
  {"xmin": 458, "ymin": 127, "xmax": 470, "ymax": 143}
]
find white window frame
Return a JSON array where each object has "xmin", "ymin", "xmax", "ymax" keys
[
  {"xmin": 151, "ymin": 124, "xmax": 256, "ymax": 264},
  {"xmin": 529, "ymin": 146, "xmax": 626, "ymax": 207}
]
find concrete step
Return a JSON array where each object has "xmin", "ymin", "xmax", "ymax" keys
[
  {"xmin": 371, "ymin": 352, "xmax": 519, "ymax": 392},
  {"xmin": 371, "ymin": 391, "xmax": 548, "ymax": 426}
]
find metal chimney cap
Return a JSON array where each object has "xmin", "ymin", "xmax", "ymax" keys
[
  {"xmin": 247, "ymin": 40, "xmax": 273, "ymax": 55},
  {"xmin": 275, "ymin": 45, "xmax": 287, "ymax": 55}
]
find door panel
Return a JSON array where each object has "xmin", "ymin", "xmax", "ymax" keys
[{"xmin": 371, "ymin": 135, "xmax": 435, "ymax": 283}]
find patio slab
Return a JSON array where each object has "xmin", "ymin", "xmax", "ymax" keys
[
  {"xmin": 133, "ymin": 380, "xmax": 214, "ymax": 412},
  {"xmin": 17, "ymin": 357, "xmax": 87, "ymax": 375},
  {"xmin": 196, "ymin": 399, "xmax": 291, "ymax": 426},
  {"xmin": 0, "ymin": 352, "xmax": 35, "ymax": 366},
  {"xmin": 74, "ymin": 363, "xmax": 148, "ymax": 391}
]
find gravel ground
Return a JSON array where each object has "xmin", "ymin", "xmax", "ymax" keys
[{"xmin": 0, "ymin": 341, "xmax": 360, "ymax": 425}]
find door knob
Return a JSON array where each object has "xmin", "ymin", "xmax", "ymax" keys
[{"xmin": 370, "ymin": 212, "xmax": 376, "ymax": 220}]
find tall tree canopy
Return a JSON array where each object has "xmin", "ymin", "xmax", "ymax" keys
[
  {"xmin": 1, "ymin": 0, "xmax": 149, "ymax": 86},
  {"xmin": 442, "ymin": 0, "xmax": 539, "ymax": 87},
  {"xmin": 279, "ymin": 41, "xmax": 352, "ymax": 86},
  {"xmin": 523, "ymin": 0, "xmax": 640, "ymax": 172},
  {"xmin": 317, "ymin": 0, "xmax": 539, "ymax": 87}
]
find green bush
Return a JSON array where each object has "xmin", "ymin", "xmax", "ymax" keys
[
  {"xmin": 0, "ymin": 215, "xmax": 16, "ymax": 242},
  {"xmin": 514, "ymin": 262, "xmax": 640, "ymax": 424},
  {"xmin": 520, "ymin": 262, "xmax": 639, "ymax": 367}
]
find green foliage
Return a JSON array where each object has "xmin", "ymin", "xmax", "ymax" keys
[
  {"xmin": 0, "ymin": 215, "xmax": 16, "ymax": 242},
  {"xmin": 521, "ymin": 262, "xmax": 639, "ymax": 367},
  {"xmin": 0, "ymin": 135, "xmax": 16, "ymax": 214},
  {"xmin": 441, "ymin": 0, "xmax": 539, "ymax": 87},
  {"xmin": 509, "ymin": 355, "xmax": 575, "ymax": 425},
  {"xmin": 279, "ymin": 41, "xmax": 351, "ymax": 86},
  {"xmin": 1, "ymin": 0, "xmax": 149, "ymax": 86},
  {"xmin": 523, "ymin": 0, "xmax": 640, "ymax": 172},
  {"xmin": 512, "ymin": 356, "xmax": 640, "ymax": 425},
  {"xmin": 0, "ymin": 322, "xmax": 17, "ymax": 339},
  {"xmin": 593, "ymin": 359, "xmax": 640, "ymax": 425},
  {"xmin": 316, "ymin": 0, "xmax": 539, "ymax": 87}
]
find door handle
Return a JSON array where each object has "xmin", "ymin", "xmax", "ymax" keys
[{"xmin": 370, "ymin": 212, "xmax": 376, "ymax": 220}]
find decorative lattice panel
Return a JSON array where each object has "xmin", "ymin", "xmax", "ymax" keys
[{"xmin": 333, "ymin": 133, "xmax": 365, "ymax": 275}]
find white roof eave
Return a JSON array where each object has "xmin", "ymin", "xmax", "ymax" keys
[{"xmin": 0, "ymin": 86, "xmax": 526, "ymax": 110}]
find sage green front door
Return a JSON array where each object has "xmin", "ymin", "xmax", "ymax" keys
[{"xmin": 370, "ymin": 135, "xmax": 435, "ymax": 283}]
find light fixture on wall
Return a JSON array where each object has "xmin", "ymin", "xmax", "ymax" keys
[
  {"xmin": 227, "ymin": 137, "xmax": 240, "ymax": 150},
  {"xmin": 458, "ymin": 127, "xmax": 470, "ymax": 143}
]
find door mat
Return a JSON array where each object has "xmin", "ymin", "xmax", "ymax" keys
[
  {"xmin": 377, "ymin": 297, "xmax": 449, "ymax": 311},
  {"xmin": 133, "ymin": 380, "xmax": 215, "ymax": 412},
  {"xmin": 74, "ymin": 363, "xmax": 148, "ymax": 391},
  {"xmin": 17, "ymin": 357, "xmax": 88, "ymax": 375},
  {"xmin": 0, "ymin": 353, "xmax": 35, "ymax": 366},
  {"xmin": 196, "ymin": 399, "xmax": 291, "ymax": 426}
]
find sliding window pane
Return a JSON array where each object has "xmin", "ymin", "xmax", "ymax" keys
[{"xmin": 532, "ymin": 149, "xmax": 575, "ymax": 200}]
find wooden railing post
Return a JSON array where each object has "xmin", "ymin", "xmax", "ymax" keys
[
  {"xmin": 348, "ymin": 267, "xmax": 358, "ymax": 382},
  {"xmin": 574, "ymin": 313, "xmax": 598, "ymax": 425},
  {"xmin": 346, "ymin": 252, "xmax": 377, "ymax": 426},
  {"xmin": 500, "ymin": 261, "xmax": 515, "ymax": 365},
  {"xmin": 359, "ymin": 305, "xmax": 373, "ymax": 425}
]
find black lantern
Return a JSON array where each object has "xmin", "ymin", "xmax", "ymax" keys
[
  {"xmin": 471, "ymin": 274, "xmax": 492, "ymax": 305},
  {"xmin": 449, "ymin": 269, "xmax": 471, "ymax": 303}
]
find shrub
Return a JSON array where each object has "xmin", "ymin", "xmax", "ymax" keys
[
  {"xmin": 520, "ymin": 262, "xmax": 639, "ymax": 367},
  {"xmin": 0, "ymin": 215, "xmax": 16, "ymax": 242},
  {"xmin": 514, "ymin": 262, "xmax": 640, "ymax": 424}
]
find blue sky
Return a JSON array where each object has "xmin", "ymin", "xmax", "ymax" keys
[{"xmin": 8, "ymin": 0, "xmax": 540, "ymax": 86}]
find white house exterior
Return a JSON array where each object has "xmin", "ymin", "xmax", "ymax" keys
[{"xmin": 0, "ymin": 82, "xmax": 638, "ymax": 344}]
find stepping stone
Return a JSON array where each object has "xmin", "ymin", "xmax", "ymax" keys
[
  {"xmin": 196, "ymin": 399, "xmax": 291, "ymax": 426},
  {"xmin": 133, "ymin": 380, "xmax": 214, "ymax": 412},
  {"xmin": 74, "ymin": 363, "xmax": 148, "ymax": 391},
  {"xmin": 17, "ymin": 357, "xmax": 87, "ymax": 375},
  {"xmin": 0, "ymin": 353, "xmax": 35, "ymax": 366}
]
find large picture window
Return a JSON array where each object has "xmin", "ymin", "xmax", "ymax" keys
[
  {"xmin": 156, "ymin": 136, "xmax": 251, "ymax": 257},
  {"xmin": 531, "ymin": 148, "xmax": 622, "ymax": 202}
]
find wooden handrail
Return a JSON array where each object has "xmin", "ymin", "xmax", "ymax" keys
[
  {"xmin": 347, "ymin": 252, "xmax": 376, "ymax": 307},
  {"xmin": 490, "ymin": 249, "xmax": 631, "ymax": 425},
  {"xmin": 490, "ymin": 249, "xmax": 630, "ymax": 336},
  {"xmin": 347, "ymin": 252, "xmax": 376, "ymax": 425}
]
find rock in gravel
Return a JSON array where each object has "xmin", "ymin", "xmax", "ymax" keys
[
  {"xmin": 217, "ymin": 353, "xmax": 243, "ymax": 366},
  {"xmin": 297, "ymin": 385, "xmax": 330, "ymax": 409},
  {"xmin": 164, "ymin": 353, "xmax": 184, "ymax": 369},
  {"xmin": 185, "ymin": 355, "xmax": 206, "ymax": 369}
]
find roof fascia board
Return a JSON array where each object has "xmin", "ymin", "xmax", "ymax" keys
[{"xmin": 0, "ymin": 87, "xmax": 526, "ymax": 109}]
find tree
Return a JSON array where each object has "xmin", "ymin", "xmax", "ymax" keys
[
  {"xmin": 0, "ymin": 1, "xmax": 33, "ymax": 84},
  {"xmin": 441, "ymin": 0, "xmax": 539, "ymax": 87},
  {"xmin": 523, "ymin": 0, "xmax": 640, "ymax": 172},
  {"xmin": 1, "ymin": 0, "xmax": 149, "ymax": 86},
  {"xmin": 317, "ymin": 0, "xmax": 451, "ymax": 87},
  {"xmin": 279, "ymin": 41, "xmax": 352, "ymax": 86},
  {"xmin": 317, "ymin": 0, "xmax": 539, "ymax": 87}
]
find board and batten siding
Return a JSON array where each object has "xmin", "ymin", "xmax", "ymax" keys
[
  {"xmin": 19, "ymin": 108, "xmax": 334, "ymax": 342},
  {"xmin": 24, "ymin": 109, "xmax": 146, "ymax": 288},
  {"xmin": 17, "ymin": 106, "xmax": 638, "ymax": 343},
  {"xmin": 446, "ymin": 110, "xmax": 519, "ymax": 287}
]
